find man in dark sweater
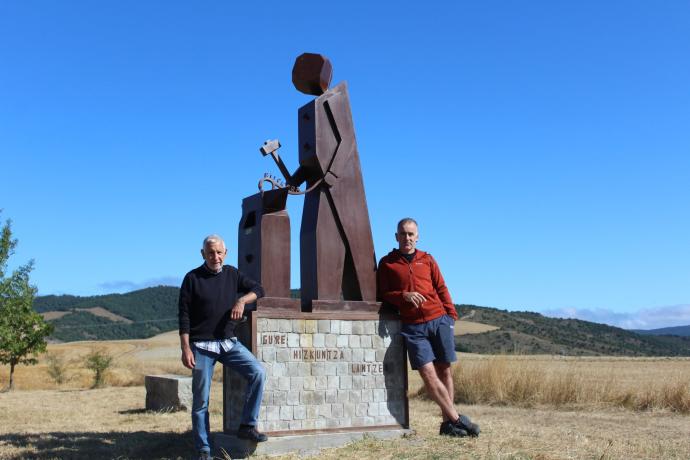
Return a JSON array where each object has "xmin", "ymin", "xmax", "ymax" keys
[{"xmin": 178, "ymin": 234, "xmax": 267, "ymax": 460}]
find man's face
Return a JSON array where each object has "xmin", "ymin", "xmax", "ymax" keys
[
  {"xmin": 201, "ymin": 241, "xmax": 227, "ymax": 272},
  {"xmin": 396, "ymin": 222, "xmax": 419, "ymax": 254}
]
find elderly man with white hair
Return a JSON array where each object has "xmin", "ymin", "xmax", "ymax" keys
[{"xmin": 178, "ymin": 234, "xmax": 267, "ymax": 460}]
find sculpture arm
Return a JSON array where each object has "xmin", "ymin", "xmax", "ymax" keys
[{"xmin": 287, "ymin": 165, "xmax": 310, "ymax": 187}]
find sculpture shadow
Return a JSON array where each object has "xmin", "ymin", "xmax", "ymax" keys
[{"xmin": 0, "ymin": 430, "xmax": 194, "ymax": 460}]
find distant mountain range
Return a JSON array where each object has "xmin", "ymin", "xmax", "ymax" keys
[
  {"xmin": 33, "ymin": 287, "xmax": 690, "ymax": 355},
  {"xmin": 632, "ymin": 325, "xmax": 690, "ymax": 337}
]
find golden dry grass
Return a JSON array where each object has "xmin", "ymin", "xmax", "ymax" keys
[
  {"xmin": 41, "ymin": 307, "xmax": 133, "ymax": 324},
  {"xmin": 455, "ymin": 320, "xmax": 500, "ymax": 336},
  {"xmin": 0, "ymin": 331, "xmax": 197, "ymax": 390},
  {"xmin": 411, "ymin": 354, "xmax": 690, "ymax": 413}
]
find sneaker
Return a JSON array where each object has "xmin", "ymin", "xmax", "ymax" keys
[
  {"xmin": 197, "ymin": 450, "xmax": 211, "ymax": 460},
  {"xmin": 439, "ymin": 420, "xmax": 469, "ymax": 437},
  {"xmin": 454, "ymin": 414, "xmax": 480, "ymax": 437},
  {"xmin": 237, "ymin": 424, "xmax": 268, "ymax": 442}
]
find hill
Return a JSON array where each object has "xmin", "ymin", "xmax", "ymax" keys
[
  {"xmin": 33, "ymin": 288, "xmax": 690, "ymax": 356},
  {"xmin": 456, "ymin": 304, "xmax": 690, "ymax": 356},
  {"xmin": 34, "ymin": 286, "xmax": 179, "ymax": 342},
  {"xmin": 633, "ymin": 325, "xmax": 690, "ymax": 337}
]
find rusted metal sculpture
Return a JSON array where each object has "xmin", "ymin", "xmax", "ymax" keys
[
  {"xmin": 244, "ymin": 53, "xmax": 377, "ymax": 311},
  {"xmin": 237, "ymin": 187, "xmax": 291, "ymax": 299},
  {"xmin": 289, "ymin": 53, "xmax": 377, "ymax": 310}
]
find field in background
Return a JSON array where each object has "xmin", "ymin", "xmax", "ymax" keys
[
  {"xmin": 455, "ymin": 319, "xmax": 500, "ymax": 335},
  {"xmin": 412, "ymin": 354, "xmax": 690, "ymax": 413},
  {"xmin": 4, "ymin": 326, "xmax": 690, "ymax": 413},
  {"xmin": 0, "ymin": 331, "xmax": 191, "ymax": 390},
  {"xmin": 4, "ymin": 320, "xmax": 488, "ymax": 390},
  {"xmin": 2, "ymin": 324, "xmax": 690, "ymax": 458}
]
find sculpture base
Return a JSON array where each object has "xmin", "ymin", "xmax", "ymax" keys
[
  {"xmin": 310, "ymin": 299, "xmax": 381, "ymax": 312},
  {"xmin": 256, "ymin": 296, "xmax": 301, "ymax": 311},
  {"xmin": 213, "ymin": 428, "xmax": 412, "ymax": 458}
]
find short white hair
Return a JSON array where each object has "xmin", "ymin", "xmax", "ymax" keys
[
  {"xmin": 202, "ymin": 234, "xmax": 226, "ymax": 252},
  {"xmin": 396, "ymin": 217, "xmax": 418, "ymax": 232}
]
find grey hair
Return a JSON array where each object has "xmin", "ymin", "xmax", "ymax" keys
[
  {"xmin": 396, "ymin": 217, "xmax": 418, "ymax": 232},
  {"xmin": 202, "ymin": 234, "xmax": 226, "ymax": 251}
]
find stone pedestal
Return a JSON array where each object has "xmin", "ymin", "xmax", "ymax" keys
[
  {"xmin": 219, "ymin": 302, "xmax": 409, "ymax": 456},
  {"xmin": 223, "ymin": 302, "xmax": 408, "ymax": 438},
  {"xmin": 144, "ymin": 374, "xmax": 192, "ymax": 411}
]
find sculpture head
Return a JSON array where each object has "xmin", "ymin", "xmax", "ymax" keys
[{"xmin": 292, "ymin": 53, "xmax": 333, "ymax": 96}]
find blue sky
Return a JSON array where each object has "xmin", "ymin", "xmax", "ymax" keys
[{"xmin": 1, "ymin": 1, "xmax": 688, "ymax": 329}]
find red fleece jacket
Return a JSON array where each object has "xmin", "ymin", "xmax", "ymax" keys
[{"xmin": 376, "ymin": 249, "xmax": 457, "ymax": 324}]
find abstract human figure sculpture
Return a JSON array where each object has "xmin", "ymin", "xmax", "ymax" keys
[{"xmin": 288, "ymin": 53, "xmax": 377, "ymax": 309}]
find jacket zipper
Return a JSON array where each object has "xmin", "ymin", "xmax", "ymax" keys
[{"xmin": 405, "ymin": 253, "xmax": 426, "ymax": 323}]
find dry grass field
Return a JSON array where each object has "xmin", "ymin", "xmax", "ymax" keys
[
  {"xmin": 1, "ymin": 329, "xmax": 690, "ymax": 459},
  {"xmin": 455, "ymin": 320, "xmax": 500, "ymax": 336},
  {"xmin": 0, "ymin": 331, "xmax": 191, "ymax": 390}
]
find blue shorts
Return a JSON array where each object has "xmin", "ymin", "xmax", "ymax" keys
[{"xmin": 400, "ymin": 314, "xmax": 457, "ymax": 370}]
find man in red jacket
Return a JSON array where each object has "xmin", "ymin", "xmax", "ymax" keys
[{"xmin": 377, "ymin": 218, "xmax": 480, "ymax": 437}]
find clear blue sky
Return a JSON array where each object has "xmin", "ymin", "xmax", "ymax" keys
[{"xmin": 1, "ymin": 1, "xmax": 688, "ymax": 329}]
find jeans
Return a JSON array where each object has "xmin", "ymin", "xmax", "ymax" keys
[{"xmin": 191, "ymin": 339, "xmax": 266, "ymax": 453}]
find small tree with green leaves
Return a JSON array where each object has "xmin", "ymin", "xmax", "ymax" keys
[
  {"xmin": 85, "ymin": 349, "xmax": 113, "ymax": 388},
  {"xmin": 0, "ymin": 212, "xmax": 53, "ymax": 391}
]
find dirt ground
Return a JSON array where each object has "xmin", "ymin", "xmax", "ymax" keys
[{"xmin": 1, "ymin": 385, "xmax": 689, "ymax": 460}]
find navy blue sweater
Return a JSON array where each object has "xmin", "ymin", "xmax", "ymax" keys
[{"xmin": 178, "ymin": 264, "xmax": 264, "ymax": 341}]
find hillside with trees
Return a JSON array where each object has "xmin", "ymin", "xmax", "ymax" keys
[
  {"xmin": 35, "ymin": 286, "xmax": 178, "ymax": 342},
  {"xmin": 456, "ymin": 304, "xmax": 690, "ymax": 356},
  {"xmin": 633, "ymin": 325, "xmax": 690, "ymax": 337}
]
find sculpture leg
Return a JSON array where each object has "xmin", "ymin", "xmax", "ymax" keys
[{"xmin": 301, "ymin": 188, "xmax": 345, "ymax": 308}]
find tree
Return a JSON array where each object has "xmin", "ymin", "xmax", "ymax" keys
[
  {"xmin": 84, "ymin": 349, "xmax": 113, "ymax": 388},
  {"xmin": 0, "ymin": 212, "xmax": 53, "ymax": 391}
]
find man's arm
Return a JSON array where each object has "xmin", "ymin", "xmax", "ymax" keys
[
  {"xmin": 377, "ymin": 259, "xmax": 431, "ymax": 309},
  {"xmin": 178, "ymin": 274, "xmax": 195, "ymax": 368},
  {"xmin": 230, "ymin": 291, "xmax": 258, "ymax": 320},
  {"xmin": 430, "ymin": 257, "xmax": 457, "ymax": 319},
  {"xmin": 232, "ymin": 270, "xmax": 265, "ymax": 320},
  {"xmin": 377, "ymin": 260, "xmax": 424, "ymax": 308}
]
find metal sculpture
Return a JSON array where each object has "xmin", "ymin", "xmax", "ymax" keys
[
  {"xmin": 237, "ymin": 187, "xmax": 290, "ymax": 299},
  {"xmin": 289, "ymin": 53, "xmax": 377, "ymax": 309},
  {"xmin": 245, "ymin": 53, "xmax": 377, "ymax": 311}
]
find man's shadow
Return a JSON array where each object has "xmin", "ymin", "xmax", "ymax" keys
[{"xmin": 0, "ymin": 430, "xmax": 194, "ymax": 460}]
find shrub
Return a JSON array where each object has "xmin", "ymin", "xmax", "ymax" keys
[
  {"xmin": 45, "ymin": 353, "xmax": 68, "ymax": 384},
  {"xmin": 84, "ymin": 349, "xmax": 113, "ymax": 388}
]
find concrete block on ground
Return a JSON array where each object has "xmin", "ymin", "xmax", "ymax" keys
[{"xmin": 144, "ymin": 374, "xmax": 192, "ymax": 411}]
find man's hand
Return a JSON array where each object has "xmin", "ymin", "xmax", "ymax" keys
[
  {"xmin": 403, "ymin": 291, "xmax": 426, "ymax": 308},
  {"xmin": 180, "ymin": 333, "xmax": 195, "ymax": 369},
  {"xmin": 181, "ymin": 346, "xmax": 195, "ymax": 369},
  {"xmin": 231, "ymin": 298, "xmax": 246, "ymax": 320}
]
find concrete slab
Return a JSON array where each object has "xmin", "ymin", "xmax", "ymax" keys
[
  {"xmin": 213, "ymin": 428, "xmax": 412, "ymax": 458},
  {"xmin": 144, "ymin": 374, "xmax": 192, "ymax": 411}
]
